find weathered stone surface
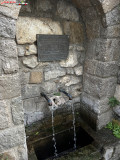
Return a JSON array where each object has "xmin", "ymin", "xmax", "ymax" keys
[
  {"xmin": 74, "ymin": 66, "xmax": 83, "ymax": 75},
  {"xmin": 0, "ymin": 149, "xmax": 17, "ymax": 160},
  {"xmin": 106, "ymin": 6, "xmax": 120, "ymax": 26},
  {"xmin": 17, "ymin": 45, "xmax": 25, "ymax": 57},
  {"xmin": 82, "ymin": 7, "xmax": 98, "ymax": 22},
  {"xmin": 69, "ymin": 84, "xmax": 82, "ymax": 98},
  {"xmin": 0, "ymin": 5, "xmax": 21, "ymax": 19},
  {"xmin": 20, "ymin": 4, "xmax": 31, "ymax": 13},
  {"xmin": 76, "ymin": 45, "xmax": 85, "ymax": 52},
  {"xmin": 118, "ymin": 71, "xmax": 120, "ymax": 84},
  {"xmin": 60, "ymin": 50, "xmax": 78, "ymax": 67},
  {"xmin": 44, "ymin": 64, "xmax": 66, "ymax": 81},
  {"xmin": 84, "ymin": 60, "xmax": 118, "ymax": 78},
  {"xmin": 26, "ymin": 112, "xmax": 44, "ymax": 125},
  {"xmin": 0, "ymin": 125, "xmax": 26, "ymax": 152},
  {"xmin": 0, "ymin": 74, "xmax": 21, "ymax": 100},
  {"xmin": 21, "ymin": 84, "xmax": 40, "ymax": 99},
  {"xmin": 113, "ymin": 105, "xmax": 120, "ymax": 117},
  {"xmin": 84, "ymin": 74, "xmax": 117, "ymax": 99},
  {"xmin": 114, "ymin": 85, "xmax": 120, "ymax": 101},
  {"xmin": 95, "ymin": 38, "xmax": 120, "ymax": 62},
  {"xmin": 97, "ymin": 110, "xmax": 112, "ymax": 130},
  {"xmin": 16, "ymin": 17, "xmax": 63, "ymax": 44},
  {"xmin": 23, "ymin": 98, "xmax": 36, "ymax": 114},
  {"xmin": 22, "ymin": 56, "xmax": 38, "ymax": 69},
  {"xmin": 25, "ymin": 44, "xmax": 37, "ymax": 55},
  {"xmin": 20, "ymin": 72, "xmax": 30, "ymax": 85},
  {"xmin": 0, "ymin": 14, "xmax": 16, "ymax": 38},
  {"xmin": 60, "ymin": 75, "xmax": 81, "ymax": 86},
  {"xmin": 0, "ymin": 100, "xmax": 10, "ymax": 129},
  {"xmin": 11, "ymin": 97, "xmax": 24, "ymax": 125},
  {"xmin": 86, "ymin": 20, "xmax": 100, "ymax": 40},
  {"xmin": 36, "ymin": 101, "xmax": 48, "ymax": 112},
  {"xmin": 17, "ymin": 143, "xmax": 28, "ymax": 160},
  {"xmin": 29, "ymin": 71, "xmax": 43, "ymax": 84},
  {"xmin": 71, "ymin": 0, "xmax": 91, "ymax": 9},
  {"xmin": 0, "ymin": 38, "xmax": 17, "ymax": 58},
  {"xmin": 102, "ymin": 0, "xmax": 120, "ymax": 13},
  {"xmin": 103, "ymin": 147, "xmax": 114, "ymax": 160},
  {"xmin": 42, "ymin": 81, "xmax": 57, "ymax": 93},
  {"xmin": 57, "ymin": 0, "xmax": 79, "ymax": 21},
  {"xmin": 3, "ymin": 58, "xmax": 19, "ymax": 74},
  {"xmin": 36, "ymin": 0, "xmax": 52, "ymax": 11},
  {"xmin": 107, "ymin": 24, "xmax": 120, "ymax": 38},
  {"xmin": 66, "ymin": 68, "xmax": 74, "ymax": 75},
  {"xmin": 64, "ymin": 21, "xmax": 84, "ymax": 43},
  {"xmin": 81, "ymin": 92, "xmax": 110, "ymax": 115}
]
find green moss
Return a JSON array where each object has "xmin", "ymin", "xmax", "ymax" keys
[{"xmin": 108, "ymin": 97, "xmax": 120, "ymax": 107}]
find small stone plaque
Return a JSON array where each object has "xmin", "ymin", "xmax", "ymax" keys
[{"xmin": 37, "ymin": 34, "xmax": 69, "ymax": 62}]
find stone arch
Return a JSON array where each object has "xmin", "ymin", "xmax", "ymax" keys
[{"xmin": 0, "ymin": 0, "xmax": 120, "ymax": 159}]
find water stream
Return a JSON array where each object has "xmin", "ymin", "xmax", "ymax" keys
[
  {"xmin": 71, "ymin": 101, "xmax": 77, "ymax": 149},
  {"xmin": 51, "ymin": 106, "xmax": 58, "ymax": 157}
]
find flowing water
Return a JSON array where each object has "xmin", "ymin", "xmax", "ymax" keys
[
  {"xmin": 71, "ymin": 101, "xmax": 77, "ymax": 149},
  {"xmin": 51, "ymin": 106, "xmax": 58, "ymax": 157}
]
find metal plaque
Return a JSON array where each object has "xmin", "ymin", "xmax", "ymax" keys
[{"xmin": 37, "ymin": 34, "xmax": 69, "ymax": 62}]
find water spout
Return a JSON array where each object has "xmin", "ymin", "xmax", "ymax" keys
[{"xmin": 41, "ymin": 92, "xmax": 52, "ymax": 106}]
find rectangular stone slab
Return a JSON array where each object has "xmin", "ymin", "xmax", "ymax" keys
[{"xmin": 37, "ymin": 34, "xmax": 69, "ymax": 62}]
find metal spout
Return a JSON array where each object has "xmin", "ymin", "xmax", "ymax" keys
[
  {"xmin": 59, "ymin": 88, "xmax": 72, "ymax": 100},
  {"xmin": 41, "ymin": 92, "xmax": 52, "ymax": 106}
]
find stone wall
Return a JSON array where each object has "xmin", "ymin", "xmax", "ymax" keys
[
  {"xmin": 17, "ymin": 0, "xmax": 85, "ymax": 126},
  {"xmin": 0, "ymin": 1, "xmax": 28, "ymax": 159}
]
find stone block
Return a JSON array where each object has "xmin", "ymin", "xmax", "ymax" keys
[
  {"xmin": 68, "ymin": 84, "xmax": 82, "ymax": 98},
  {"xmin": 118, "ymin": 71, "xmax": 120, "ymax": 84},
  {"xmin": 84, "ymin": 73, "xmax": 117, "ymax": 99},
  {"xmin": 57, "ymin": 0, "xmax": 79, "ymax": 21},
  {"xmin": 0, "ymin": 125, "xmax": 26, "ymax": 152},
  {"xmin": 23, "ymin": 98, "xmax": 36, "ymax": 114},
  {"xmin": 0, "ymin": 14, "xmax": 16, "ymax": 38},
  {"xmin": 26, "ymin": 112, "xmax": 44, "ymax": 125},
  {"xmin": 84, "ymin": 60, "xmax": 118, "ymax": 78},
  {"xmin": 44, "ymin": 64, "xmax": 66, "ymax": 81},
  {"xmin": 0, "ymin": 100, "xmax": 10, "ymax": 129},
  {"xmin": 42, "ymin": 81, "xmax": 57, "ymax": 93},
  {"xmin": 95, "ymin": 38, "xmax": 120, "ymax": 62},
  {"xmin": 3, "ymin": 57, "xmax": 19, "ymax": 74},
  {"xmin": 0, "ymin": 5, "xmax": 21, "ymax": 19},
  {"xmin": 29, "ymin": 71, "xmax": 43, "ymax": 84},
  {"xmin": 107, "ymin": 24, "xmax": 120, "ymax": 38},
  {"xmin": 17, "ymin": 45, "xmax": 25, "ymax": 57},
  {"xmin": 0, "ymin": 74, "xmax": 21, "ymax": 100},
  {"xmin": 66, "ymin": 68, "xmax": 74, "ymax": 75},
  {"xmin": 81, "ymin": 92, "xmax": 110, "ymax": 115},
  {"xmin": 114, "ymin": 85, "xmax": 120, "ymax": 102},
  {"xmin": 22, "ymin": 56, "xmax": 38, "ymax": 69},
  {"xmin": 86, "ymin": 20, "xmax": 100, "ymax": 40},
  {"xmin": 74, "ymin": 66, "xmax": 83, "ymax": 75},
  {"xmin": 21, "ymin": 84, "xmax": 40, "ymax": 99},
  {"xmin": 16, "ymin": 16, "xmax": 63, "ymax": 44},
  {"xmin": 60, "ymin": 50, "xmax": 78, "ymax": 67},
  {"xmin": 60, "ymin": 75, "xmax": 81, "ymax": 86},
  {"xmin": 102, "ymin": 0, "xmax": 120, "ymax": 13},
  {"xmin": 0, "ymin": 149, "xmax": 17, "ymax": 160},
  {"xmin": 113, "ymin": 105, "xmax": 120, "ymax": 117},
  {"xmin": 103, "ymin": 147, "xmax": 114, "ymax": 160},
  {"xmin": 11, "ymin": 97, "xmax": 24, "ymax": 125},
  {"xmin": 106, "ymin": 6, "xmax": 120, "ymax": 26},
  {"xmin": 20, "ymin": 72, "xmax": 30, "ymax": 85},
  {"xmin": 17, "ymin": 143, "xmax": 28, "ymax": 160},
  {"xmin": 0, "ymin": 38, "xmax": 17, "ymax": 58},
  {"xmin": 71, "ymin": 0, "xmax": 91, "ymax": 9},
  {"xmin": 97, "ymin": 110, "xmax": 113, "ymax": 130},
  {"xmin": 63, "ymin": 21, "xmax": 84, "ymax": 44},
  {"xmin": 36, "ymin": 0, "xmax": 52, "ymax": 11},
  {"xmin": 25, "ymin": 44, "xmax": 37, "ymax": 55}
]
